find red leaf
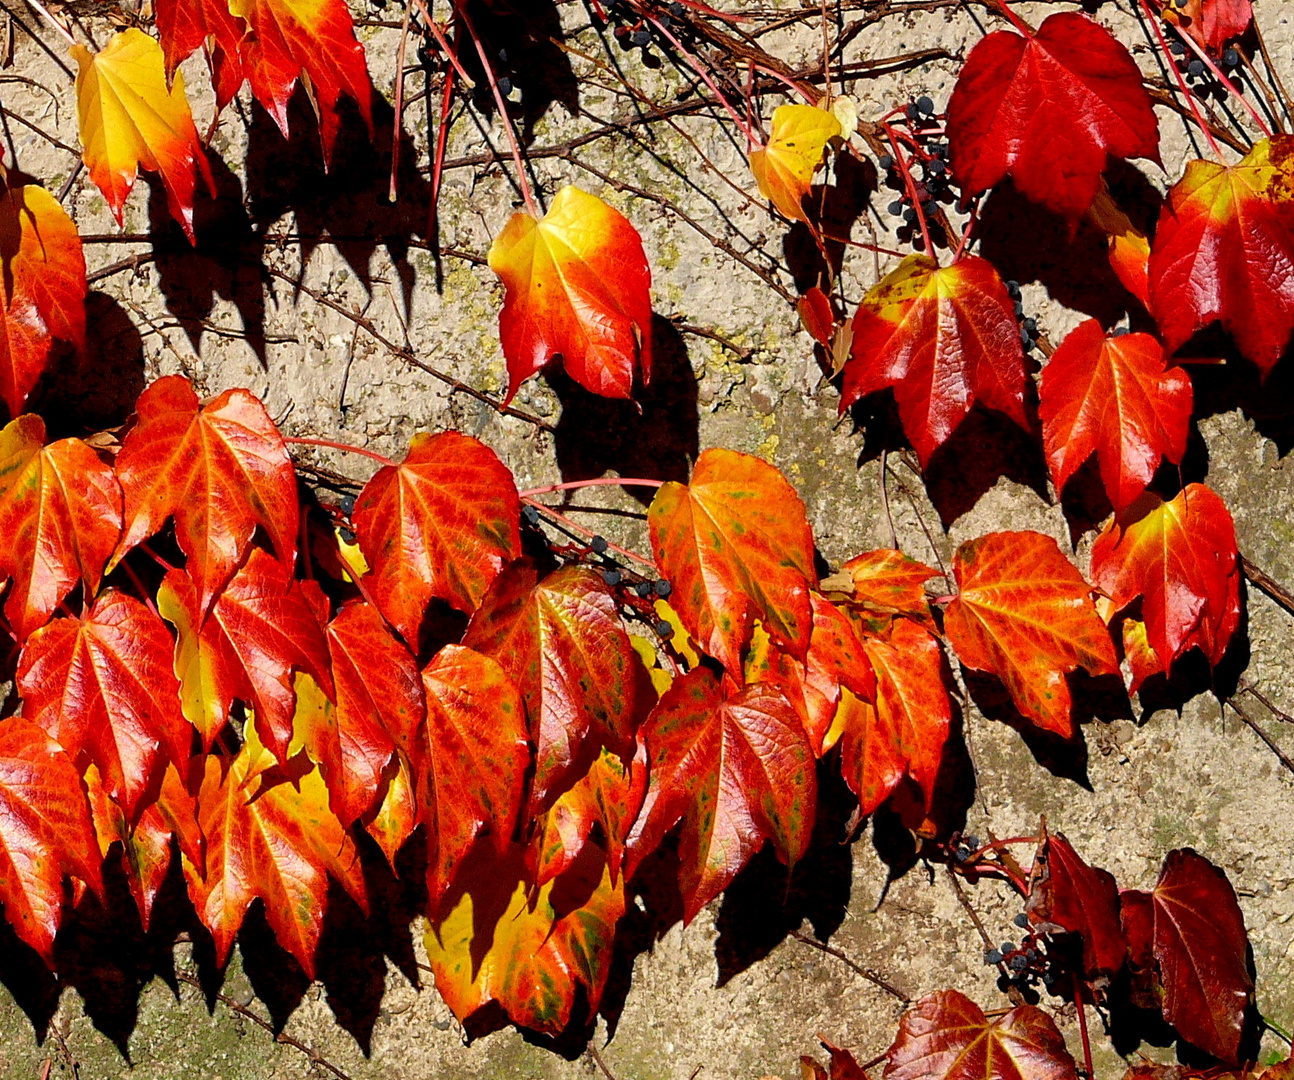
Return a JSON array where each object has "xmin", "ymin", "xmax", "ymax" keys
[
  {"xmin": 112, "ymin": 376, "xmax": 298, "ymax": 616},
  {"xmin": 944, "ymin": 532, "xmax": 1118, "ymax": 738},
  {"xmin": 18, "ymin": 590, "xmax": 191, "ymax": 820},
  {"xmin": 842, "ymin": 549, "xmax": 940, "ymax": 624},
  {"xmin": 1090, "ymin": 484, "xmax": 1240, "ymax": 672},
  {"xmin": 799, "ymin": 286, "xmax": 836, "ymax": 347},
  {"xmin": 840, "ymin": 254, "xmax": 1027, "ymax": 468},
  {"xmin": 352, "ymin": 430, "xmax": 519, "ymax": 645},
  {"xmin": 0, "ymin": 416, "xmax": 122, "ymax": 639},
  {"xmin": 947, "ymin": 12, "xmax": 1159, "ymax": 219},
  {"xmin": 625, "ymin": 669, "xmax": 816, "ymax": 923},
  {"xmin": 1148, "ymin": 135, "xmax": 1294, "ymax": 376},
  {"xmin": 1027, "ymin": 831, "xmax": 1126, "ymax": 980},
  {"xmin": 0, "ymin": 299, "xmax": 49, "ymax": 424},
  {"xmin": 1152, "ymin": 849, "xmax": 1252, "ymax": 1062},
  {"xmin": 1040, "ymin": 321, "xmax": 1192, "ymax": 511},
  {"xmin": 0, "ymin": 180, "xmax": 87, "ymax": 353},
  {"xmin": 1120, "ymin": 888, "xmax": 1160, "ymax": 1010},
  {"xmin": 1154, "ymin": 0, "xmax": 1253, "ymax": 55},
  {"xmin": 0, "ymin": 717, "xmax": 103, "ymax": 962},
  {"xmin": 154, "ymin": 0, "xmax": 246, "ymax": 109},
  {"xmin": 885, "ymin": 990, "xmax": 1079, "ymax": 1080}
]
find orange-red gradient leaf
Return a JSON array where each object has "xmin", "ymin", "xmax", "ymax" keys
[
  {"xmin": 840, "ymin": 254, "xmax": 1027, "ymax": 468},
  {"xmin": 1090, "ymin": 484, "xmax": 1240, "ymax": 672},
  {"xmin": 352, "ymin": 430, "xmax": 519, "ymax": 645},
  {"xmin": 112, "ymin": 375, "xmax": 298, "ymax": 616},
  {"xmin": 749, "ymin": 104, "xmax": 841, "ymax": 223},
  {"xmin": 0, "ymin": 299, "xmax": 49, "ymax": 420},
  {"xmin": 0, "ymin": 180, "xmax": 86, "ymax": 353},
  {"xmin": 72, "ymin": 28, "xmax": 210, "ymax": 242},
  {"xmin": 154, "ymin": 0, "xmax": 246, "ymax": 110},
  {"xmin": 1039, "ymin": 320, "xmax": 1192, "ymax": 511},
  {"xmin": 842, "ymin": 548, "xmax": 940, "ymax": 624},
  {"xmin": 1154, "ymin": 0, "xmax": 1252, "ymax": 55},
  {"xmin": 946, "ymin": 12, "xmax": 1159, "ymax": 219},
  {"xmin": 1148, "ymin": 135, "xmax": 1294, "ymax": 376},
  {"xmin": 0, "ymin": 718, "xmax": 103, "ymax": 962},
  {"xmin": 625, "ymin": 669, "xmax": 816, "ymax": 923},
  {"xmin": 488, "ymin": 184, "xmax": 653, "ymax": 402},
  {"xmin": 944, "ymin": 531, "xmax": 1117, "ymax": 738},
  {"xmin": 649, "ymin": 448, "xmax": 817, "ymax": 674},
  {"xmin": 0, "ymin": 416, "xmax": 122, "ymax": 639},
  {"xmin": 18, "ymin": 590, "xmax": 191, "ymax": 820}
]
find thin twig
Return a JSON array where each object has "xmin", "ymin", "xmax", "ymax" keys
[
  {"xmin": 789, "ymin": 930, "xmax": 911, "ymax": 1002},
  {"xmin": 1241, "ymin": 555, "xmax": 1294, "ymax": 618},
  {"xmin": 1227, "ymin": 697, "xmax": 1294, "ymax": 779},
  {"xmin": 587, "ymin": 1043, "xmax": 621, "ymax": 1080}
]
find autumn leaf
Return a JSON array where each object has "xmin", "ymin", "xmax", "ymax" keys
[
  {"xmin": 1152, "ymin": 849, "xmax": 1252, "ymax": 1062},
  {"xmin": 1039, "ymin": 320, "xmax": 1192, "ymax": 511},
  {"xmin": 0, "ymin": 416, "xmax": 122, "ymax": 640},
  {"xmin": 943, "ymin": 531, "xmax": 1118, "ymax": 738},
  {"xmin": 0, "ymin": 300, "xmax": 49, "ymax": 422},
  {"xmin": 18, "ymin": 590, "xmax": 192, "ymax": 821},
  {"xmin": 1026, "ymin": 831, "xmax": 1125, "ymax": 981},
  {"xmin": 649, "ymin": 448, "xmax": 817, "ymax": 674},
  {"xmin": 111, "ymin": 375, "xmax": 299, "ymax": 616},
  {"xmin": 351, "ymin": 430, "xmax": 520, "ymax": 645},
  {"xmin": 885, "ymin": 990, "xmax": 1079, "ymax": 1080},
  {"xmin": 1090, "ymin": 484, "xmax": 1240, "ymax": 674},
  {"xmin": 1148, "ymin": 135, "xmax": 1294, "ymax": 376},
  {"xmin": 1154, "ymin": 0, "xmax": 1252, "ymax": 55},
  {"xmin": 154, "ymin": 0, "xmax": 246, "ymax": 110},
  {"xmin": 842, "ymin": 548, "xmax": 940, "ymax": 624},
  {"xmin": 840, "ymin": 254, "xmax": 1028, "ymax": 468},
  {"xmin": 488, "ymin": 184, "xmax": 653, "ymax": 402},
  {"xmin": 798, "ymin": 286, "xmax": 835, "ymax": 347},
  {"xmin": 1085, "ymin": 181, "xmax": 1152, "ymax": 309},
  {"xmin": 0, "ymin": 717, "xmax": 103, "ymax": 962},
  {"xmin": 749, "ymin": 103, "xmax": 841, "ymax": 223},
  {"xmin": 946, "ymin": 12, "xmax": 1160, "ymax": 220},
  {"xmin": 72, "ymin": 28, "xmax": 212, "ymax": 242},
  {"xmin": 625, "ymin": 669, "xmax": 816, "ymax": 922},
  {"xmin": 158, "ymin": 550, "xmax": 333, "ymax": 761}
]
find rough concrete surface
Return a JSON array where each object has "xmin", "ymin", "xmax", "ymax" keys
[{"xmin": 1, "ymin": 0, "xmax": 1293, "ymax": 1076}]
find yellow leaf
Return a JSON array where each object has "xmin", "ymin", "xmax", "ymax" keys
[{"xmin": 749, "ymin": 104, "xmax": 841, "ymax": 222}]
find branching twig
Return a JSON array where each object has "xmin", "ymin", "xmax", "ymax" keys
[{"xmin": 789, "ymin": 929, "xmax": 911, "ymax": 1002}]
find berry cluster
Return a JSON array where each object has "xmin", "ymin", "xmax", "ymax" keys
[
  {"xmin": 877, "ymin": 97, "xmax": 953, "ymax": 251},
  {"xmin": 1167, "ymin": 31, "xmax": 1245, "ymax": 102},
  {"xmin": 983, "ymin": 919, "xmax": 1059, "ymax": 992},
  {"xmin": 1006, "ymin": 280, "xmax": 1040, "ymax": 354},
  {"xmin": 605, "ymin": 0, "xmax": 688, "ymax": 67}
]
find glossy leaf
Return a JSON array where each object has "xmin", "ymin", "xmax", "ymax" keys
[
  {"xmin": 798, "ymin": 286, "xmax": 835, "ymax": 347},
  {"xmin": 1086, "ymin": 182, "xmax": 1152, "ymax": 309},
  {"xmin": 154, "ymin": 0, "xmax": 246, "ymax": 109},
  {"xmin": 0, "ymin": 717, "xmax": 103, "ymax": 962},
  {"xmin": 463, "ymin": 560, "xmax": 639, "ymax": 811},
  {"xmin": 649, "ymin": 448, "xmax": 817, "ymax": 673},
  {"xmin": 1148, "ymin": 135, "xmax": 1294, "ymax": 376},
  {"xmin": 0, "ymin": 299, "xmax": 48, "ymax": 422},
  {"xmin": 0, "ymin": 416, "xmax": 122, "ymax": 639},
  {"xmin": 1156, "ymin": 0, "xmax": 1252, "ymax": 55},
  {"xmin": 840, "ymin": 254, "xmax": 1028, "ymax": 468},
  {"xmin": 944, "ymin": 532, "xmax": 1118, "ymax": 738},
  {"xmin": 1152, "ymin": 848, "xmax": 1252, "ymax": 1062},
  {"xmin": 625, "ymin": 669, "xmax": 816, "ymax": 922},
  {"xmin": 352, "ymin": 430, "xmax": 519, "ymax": 644},
  {"xmin": 885, "ymin": 990, "xmax": 1079, "ymax": 1080},
  {"xmin": 488, "ymin": 184, "xmax": 653, "ymax": 402},
  {"xmin": 18, "ymin": 590, "xmax": 191, "ymax": 820},
  {"xmin": 946, "ymin": 12, "xmax": 1159, "ymax": 219},
  {"xmin": 0, "ymin": 180, "xmax": 86, "ymax": 352},
  {"xmin": 72, "ymin": 28, "xmax": 210, "ymax": 242},
  {"xmin": 842, "ymin": 549, "xmax": 940, "ymax": 624},
  {"xmin": 1039, "ymin": 320, "xmax": 1192, "ymax": 511},
  {"xmin": 749, "ymin": 103, "xmax": 841, "ymax": 223},
  {"xmin": 1090, "ymin": 484, "xmax": 1240, "ymax": 673},
  {"xmin": 112, "ymin": 375, "xmax": 298, "ymax": 616},
  {"xmin": 1027, "ymin": 831, "xmax": 1125, "ymax": 980}
]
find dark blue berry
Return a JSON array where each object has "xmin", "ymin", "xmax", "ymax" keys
[
  {"xmin": 955, "ymin": 845, "xmax": 971, "ymax": 862},
  {"xmin": 902, "ymin": 208, "xmax": 917, "ymax": 224},
  {"xmin": 1188, "ymin": 58, "xmax": 1205, "ymax": 76},
  {"xmin": 1006, "ymin": 280, "xmax": 1020, "ymax": 298},
  {"xmin": 964, "ymin": 835, "xmax": 979, "ymax": 849},
  {"xmin": 522, "ymin": 505, "xmax": 540, "ymax": 525},
  {"xmin": 1009, "ymin": 954, "xmax": 1028, "ymax": 972},
  {"xmin": 340, "ymin": 494, "xmax": 356, "ymax": 517},
  {"xmin": 1013, "ymin": 301, "xmax": 1025, "ymax": 316},
  {"xmin": 888, "ymin": 200, "xmax": 904, "ymax": 215},
  {"xmin": 654, "ymin": 579, "xmax": 672, "ymax": 598},
  {"xmin": 878, "ymin": 154, "xmax": 895, "ymax": 170},
  {"xmin": 985, "ymin": 949, "xmax": 1003, "ymax": 965},
  {"xmin": 1023, "ymin": 317, "xmax": 1037, "ymax": 333},
  {"xmin": 602, "ymin": 568, "xmax": 622, "ymax": 587},
  {"xmin": 1113, "ymin": 326, "xmax": 1130, "ymax": 337},
  {"xmin": 1000, "ymin": 941, "xmax": 1015, "ymax": 955},
  {"xmin": 1223, "ymin": 48, "xmax": 1240, "ymax": 67},
  {"xmin": 655, "ymin": 619, "xmax": 674, "ymax": 638},
  {"xmin": 928, "ymin": 158, "xmax": 946, "ymax": 175},
  {"xmin": 1169, "ymin": 39, "xmax": 1186, "ymax": 55},
  {"xmin": 591, "ymin": 535, "xmax": 609, "ymax": 553},
  {"xmin": 497, "ymin": 76, "xmax": 513, "ymax": 97},
  {"xmin": 635, "ymin": 581, "xmax": 653, "ymax": 598},
  {"xmin": 916, "ymin": 95, "xmax": 935, "ymax": 115},
  {"xmin": 905, "ymin": 103, "xmax": 920, "ymax": 119},
  {"xmin": 631, "ymin": 28, "xmax": 651, "ymax": 45},
  {"xmin": 1014, "ymin": 913, "xmax": 1030, "ymax": 928},
  {"xmin": 339, "ymin": 527, "xmax": 356, "ymax": 544}
]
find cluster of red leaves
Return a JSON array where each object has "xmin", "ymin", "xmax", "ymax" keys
[{"xmin": 0, "ymin": 370, "xmax": 1247, "ymax": 1036}]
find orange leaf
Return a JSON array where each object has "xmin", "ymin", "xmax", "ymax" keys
[
  {"xmin": 488, "ymin": 185, "xmax": 653, "ymax": 402},
  {"xmin": 352, "ymin": 430, "xmax": 519, "ymax": 645},
  {"xmin": 72, "ymin": 28, "xmax": 211, "ymax": 242},
  {"xmin": 842, "ymin": 548, "xmax": 940, "ymax": 624},
  {"xmin": 840, "ymin": 254, "xmax": 1028, "ymax": 468},
  {"xmin": 1085, "ymin": 182, "xmax": 1151, "ymax": 309},
  {"xmin": 0, "ymin": 298, "xmax": 49, "ymax": 421},
  {"xmin": 944, "ymin": 531, "xmax": 1117, "ymax": 738},
  {"xmin": 0, "ymin": 180, "xmax": 86, "ymax": 353},
  {"xmin": 648, "ymin": 448, "xmax": 817, "ymax": 674},
  {"xmin": 1039, "ymin": 320, "xmax": 1192, "ymax": 511},
  {"xmin": 749, "ymin": 103, "xmax": 841, "ymax": 223},
  {"xmin": 0, "ymin": 416, "xmax": 122, "ymax": 640}
]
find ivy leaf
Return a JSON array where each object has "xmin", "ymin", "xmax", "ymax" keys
[
  {"xmin": 946, "ymin": 12, "xmax": 1159, "ymax": 219},
  {"xmin": 0, "ymin": 179, "xmax": 86, "ymax": 353},
  {"xmin": 840, "ymin": 254, "xmax": 1028, "ymax": 469},
  {"xmin": 1152, "ymin": 849, "xmax": 1252, "ymax": 1062},
  {"xmin": 72, "ymin": 28, "xmax": 211, "ymax": 242},
  {"xmin": 18, "ymin": 590, "xmax": 192, "ymax": 821},
  {"xmin": 1085, "ymin": 182, "xmax": 1152, "ymax": 310},
  {"xmin": 111, "ymin": 375, "xmax": 299, "ymax": 617},
  {"xmin": 352, "ymin": 430, "xmax": 520, "ymax": 645},
  {"xmin": 1154, "ymin": 0, "xmax": 1252, "ymax": 55},
  {"xmin": 1039, "ymin": 321, "xmax": 1192, "ymax": 512},
  {"xmin": 0, "ymin": 299, "xmax": 49, "ymax": 422},
  {"xmin": 185, "ymin": 721, "xmax": 366, "ymax": 976},
  {"xmin": 488, "ymin": 185, "xmax": 653, "ymax": 402},
  {"xmin": 625, "ymin": 669, "xmax": 816, "ymax": 923},
  {"xmin": 649, "ymin": 448, "xmax": 817, "ymax": 674},
  {"xmin": 0, "ymin": 416, "xmax": 122, "ymax": 640},
  {"xmin": 1090, "ymin": 484, "xmax": 1240, "ymax": 674},
  {"xmin": 154, "ymin": 0, "xmax": 246, "ymax": 109},
  {"xmin": 463, "ymin": 560, "xmax": 640, "ymax": 813},
  {"xmin": 158, "ymin": 550, "xmax": 333, "ymax": 762},
  {"xmin": 944, "ymin": 531, "xmax": 1118, "ymax": 738},
  {"xmin": 749, "ymin": 103, "xmax": 841, "ymax": 223},
  {"xmin": 0, "ymin": 717, "xmax": 103, "ymax": 963},
  {"xmin": 1148, "ymin": 135, "xmax": 1294, "ymax": 376},
  {"xmin": 885, "ymin": 990, "xmax": 1079, "ymax": 1080},
  {"xmin": 1026, "ymin": 831, "xmax": 1125, "ymax": 981},
  {"xmin": 419, "ymin": 644, "xmax": 529, "ymax": 906},
  {"xmin": 842, "ymin": 549, "xmax": 940, "ymax": 624}
]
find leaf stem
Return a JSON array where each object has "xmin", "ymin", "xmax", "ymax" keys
[
  {"xmin": 23, "ymin": 0, "xmax": 75, "ymax": 47},
  {"xmin": 645, "ymin": 14, "xmax": 759, "ymax": 148},
  {"xmin": 1262, "ymin": 1014, "xmax": 1294, "ymax": 1046},
  {"xmin": 1138, "ymin": 0, "xmax": 1224, "ymax": 159},
  {"xmin": 1176, "ymin": 32, "xmax": 1271, "ymax": 138},
  {"xmin": 519, "ymin": 477, "xmax": 665, "ymax": 498},
  {"xmin": 1073, "ymin": 972, "xmax": 1095, "ymax": 1080},
  {"xmin": 119, "ymin": 558, "xmax": 160, "ymax": 619},
  {"xmin": 988, "ymin": 0, "xmax": 1032, "ymax": 37},
  {"xmin": 883, "ymin": 123, "xmax": 935, "ymax": 261},
  {"xmin": 284, "ymin": 435, "xmax": 396, "ymax": 468}
]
